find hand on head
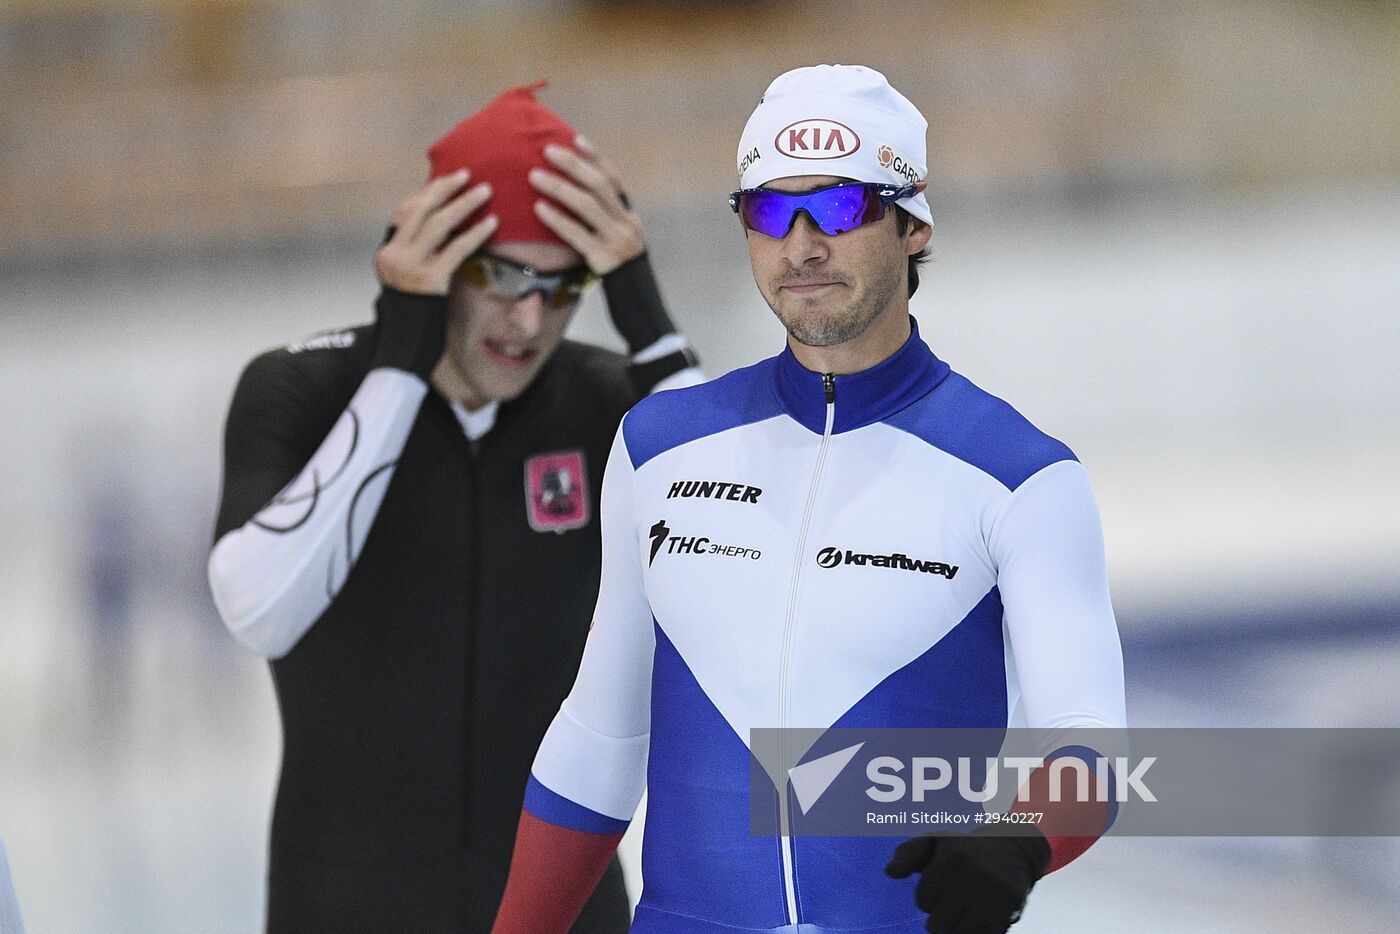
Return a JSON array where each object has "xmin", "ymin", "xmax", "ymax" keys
[
  {"xmin": 529, "ymin": 135, "xmax": 646, "ymax": 276},
  {"xmin": 375, "ymin": 172, "xmax": 496, "ymax": 295},
  {"xmin": 380, "ymin": 78, "xmax": 645, "ymax": 295}
]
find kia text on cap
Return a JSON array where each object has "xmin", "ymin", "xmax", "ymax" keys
[{"xmin": 736, "ymin": 64, "xmax": 933, "ymax": 227}]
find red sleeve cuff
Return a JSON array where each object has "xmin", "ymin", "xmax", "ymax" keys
[
  {"xmin": 1011, "ymin": 759, "xmax": 1112, "ymax": 874},
  {"xmin": 490, "ymin": 808, "xmax": 626, "ymax": 934}
]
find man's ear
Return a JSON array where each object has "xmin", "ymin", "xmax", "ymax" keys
[{"xmin": 905, "ymin": 219, "xmax": 932, "ymax": 256}]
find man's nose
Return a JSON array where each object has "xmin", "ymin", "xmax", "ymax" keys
[
  {"xmin": 780, "ymin": 211, "xmax": 831, "ymax": 268},
  {"xmin": 507, "ymin": 291, "xmax": 546, "ymax": 339}
]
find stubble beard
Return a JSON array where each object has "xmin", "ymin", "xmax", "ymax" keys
[{"xmin": 767, "ymin": 262, "xmax": 903, "ymax": 349}]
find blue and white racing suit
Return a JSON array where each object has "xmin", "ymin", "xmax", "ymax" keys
[{"xmin": 510, "ymin": 318, "xmax": 1126, "ymax": 933}]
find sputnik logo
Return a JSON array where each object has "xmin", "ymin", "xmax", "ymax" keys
[{"xmin": 788, "ymin": 742, "xmax": 866, "ymax": 814}]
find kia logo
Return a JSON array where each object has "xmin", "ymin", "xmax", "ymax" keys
[
  {"xmin": 816, "ymin": 547, "xmax": 842, "ymax": 568},
  {"xmin": 776, "ymin": 119, "xmax": 860, "ymax": 160}
]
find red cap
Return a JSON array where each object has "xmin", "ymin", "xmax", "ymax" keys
[{"xmin": 427, "ymin": 80, "xmax": 577, "ymax": 248}]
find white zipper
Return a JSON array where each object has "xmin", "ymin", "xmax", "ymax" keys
[{"xmin": 775, "ymin": 373, "xmax": 836, "ymax": 925}]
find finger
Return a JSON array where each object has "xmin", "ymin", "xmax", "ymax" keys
[
  {"xmin": 417, "ymin": 182, "xmax": 493, "ymax": 252},
  {"xmin": 917, "ymin": 863, "xmax": 981, "ymax": 932},
  {"xmin": 945, "ymin": 907, "xmax": 1010, "ymax": 934},
  {"xmin": 395, "ymin": 169, "xmax": 469, "ymax": 239},
  {"xmin": 914, "ymin": 865, "xmax": 956, "ymax": 916},
  {"xmin": 435, "ymin": 214, "xmax": 499, "ymax": 276},
  {"xmin": 572, "ymin": 135, "xmax": 624, "ymax": 192},
  {"xmin": 573, "ymin": 133, "xmax": 599, "ymax": 158},
  {"xmin": 534, "ymin": 199, "xmax": 601, "ymax": 261},
  {"xmin": 885, "ymin": 835, "xmax": 938, "ymax": 879},
  {"xmin": 542, "ymin": 145, "xmax": 622, "ymax": 214},
  {"xmin": 544, "ymin": 142, "xmax": 610, "ymax": 189},
  {"xmin": 529, "ymin": 168, "xmax": 614, "ymax": 232},
  {"xmin": 960, "ymin": 901, "xmax": 1018, "ymax": 934},
  {"xmin": 590, "ymin": 153, "xmax": 627, "ymax": 205},
  {"xmin": 924, "ymin": 899, "xmax": 974, "ymax": 934}
]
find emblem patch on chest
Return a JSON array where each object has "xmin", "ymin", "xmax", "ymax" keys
[{"xmin": 524, "ymin": 450, "xmax": 590, "ymax": 533}]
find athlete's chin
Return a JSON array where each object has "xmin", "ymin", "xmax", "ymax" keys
[
  {"xmin": 449, "ymin": 359, "xmax": 530, "ymax": 406},
  {"xmin": 773, "ymin": 300, "xmax": 868, "ymax": 348},
  {"xmin": 478, "ymin": 372, "xmax": 537, "ymax": 403}
]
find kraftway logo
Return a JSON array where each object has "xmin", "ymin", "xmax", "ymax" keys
[
  {"xmin": 815, "ymin": 546, "xmax": 959, "ymax": 580},
  {"xmin": 649, "ymin": 520, "xmax": 762, "ymax": 566}
]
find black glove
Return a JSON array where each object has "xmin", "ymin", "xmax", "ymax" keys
[
  {"xmin": 370, "ymin": 286, "xmax": 447, "ymax": 381},
  {"xmin": 885, "ymin": 827, "xmax": 1051, "ymax": 934}
]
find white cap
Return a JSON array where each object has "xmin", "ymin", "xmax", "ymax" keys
[{"xmin": 737, "ymin": 64, "xmax": 932, "ymax": 226}]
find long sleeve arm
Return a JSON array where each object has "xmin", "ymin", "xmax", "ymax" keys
[
  {"xmin": 991, "ymin": 459, "xmax": 1127, "ymax": 871},
  {"xmin": 492, "ymin": 423, "xmax": 656, "ymax": 934},
  {"xmin": 208, "ymin": 361, "xmax": 427, "ymax": 659},
  {"xmin": 208, "ymin": 288, "xmax": 446, "ymax": 658},
  {"xmin": 601, "ymin": 253, "xmax": 704, "ymax": 395}
]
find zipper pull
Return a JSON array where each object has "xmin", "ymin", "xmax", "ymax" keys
[{"xmin": 822, "ymin": 373, "xmax": 835, "ymax": 404}]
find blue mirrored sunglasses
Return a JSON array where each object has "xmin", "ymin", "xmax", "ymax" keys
[{"xmin": 727, "ymin": 181, "xmax": 920, "ymax": 238}]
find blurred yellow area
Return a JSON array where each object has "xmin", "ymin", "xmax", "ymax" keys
[{"xmin": 2, "ymin": 0, "xmax": 1397, "ymax": 259}]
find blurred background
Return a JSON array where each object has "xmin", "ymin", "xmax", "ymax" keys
[{"xmin": 1, "ymin": 0, "xmax": 1397, "ymax": 931}]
